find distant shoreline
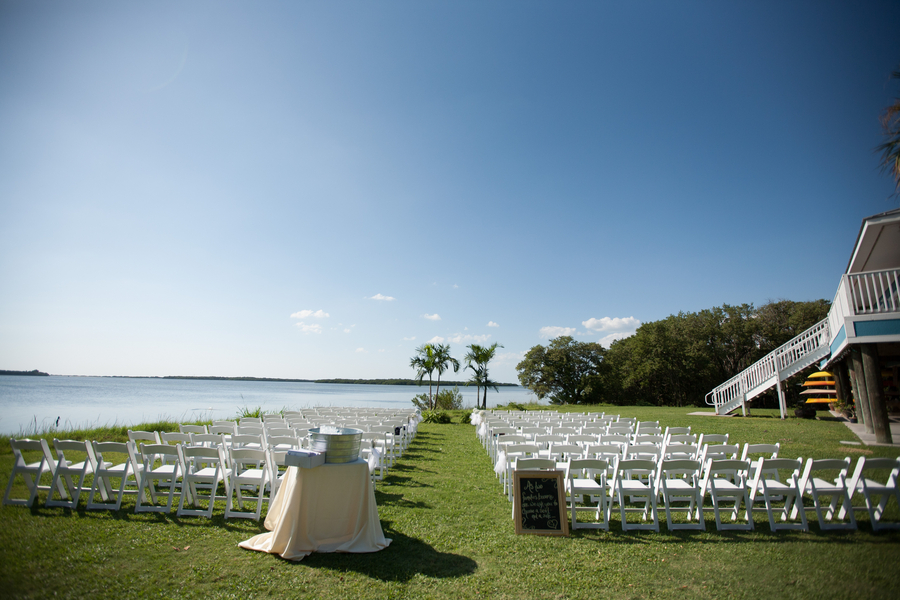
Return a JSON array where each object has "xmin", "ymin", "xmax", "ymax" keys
[{"xmin": 0, "ymin": 372, "xmax": 520, "ymax": 386}]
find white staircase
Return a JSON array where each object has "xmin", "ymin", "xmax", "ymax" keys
[{"xmin": 705, "ymin": 319, "xmax": 831, "ymax": 416}]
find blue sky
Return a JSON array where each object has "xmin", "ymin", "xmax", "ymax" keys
[{"xmin": 1, "ymin": 1, "xmax": 899, "ymax": 384}]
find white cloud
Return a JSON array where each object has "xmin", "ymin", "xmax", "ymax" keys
[
  {"xmin": 403, "ymin": 336, "xmax": 416, "ymax": 341},
  {"xmin": 448, "ymin": 333, "xmax": 491, "ymax": 344},
  {"xmin": 599, "ymin": 332, "xmax": 635, "ymax": 346},
  {"xmin": 428, "ymin": 336, "xmax": 445, "ymax": 344},
  {"xmin": 487, "ymin": 321, "xmax": 499, "ymax": 328},
  {"xmin": 295, "ymin": 322, "xmax": 322, "ymax": 334},
  {"xmin": 369, "ymin": 294, "xmax": 395, "ymax": 301},
  {"xmin": 582, "ymin": 316, "xmax": 640, "ymax": 332},
  {"xmin": 423, "ymin": 313, "xmax": 441, "ymax": 321},
  {"xmin": 291, "ymin": 309, "xmax": 329, "ymax": 319},
  {"xmin": 378, "ymin": 349, "xmax": 386, "ymax": 353},
  {"xmin": 355, "ymin": 347, "xmax": 367, "ymax": 353},
  {"xmin": 343, "ymin": 328, "xmax": 352, "ymax": 334},
  {"xmin": 539, "ymin": 326, "xmax": 576, "ymax": 339},
  {"xmin": 453, "ymin": 284, "xmax": 459, "ymax": 289}
]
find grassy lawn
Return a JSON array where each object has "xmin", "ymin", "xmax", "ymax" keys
[{"xmin": 2, "ymin": 406, "xmax": 900, "ymax": 599}]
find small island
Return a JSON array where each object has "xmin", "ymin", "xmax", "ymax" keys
[{"xmin": 0, "ymin": 369, "xmax": 49, "ymax": 377}]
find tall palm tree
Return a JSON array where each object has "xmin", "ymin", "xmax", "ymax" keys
[
  {"xmin": 431, "ymin": 343, "xmax": 459, "ymax": 409},
  {"xmin": 878, "ymin": 66, "xmax": 900, "ymax": 193},
  {"xmin": 465, "ymin": 342, "xmax": 503, "ymax": 409},
  {"xmin": 410, "ymin": 344, "xmax": 437, "ymax": 407}
]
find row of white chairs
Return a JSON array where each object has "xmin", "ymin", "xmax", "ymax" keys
[
  {"xmin": 3, "ymin": 437, "xmax": 274, "ymax": 518},
  {"xmin": 529, "ymin": 454, "xmax": 900, "ymax": 532}
]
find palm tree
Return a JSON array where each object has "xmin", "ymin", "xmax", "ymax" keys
[
  {"xmin": 431, "ymin": 343, "xmax": 459, "ymax": 408},
  {"xmin": 877, "ymin": 66, "xmax": 900, "ymax": 193},
  {"xmin": 410, "ymin": 344, "xmax": 437, "ymax": 407},
  {"xmin": 465, "ymin": 342, "xmax": 503, "ymax": 409}
]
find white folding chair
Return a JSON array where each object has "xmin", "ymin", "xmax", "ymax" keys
[
  {"xmin": 503, "ymin": 444, "xmax": 541, "ymax": 501},
  {"xmin": 135, "ymin": 443, "xmax": 187, "ymax": 513},
  {"xmin": 178, "ymin": 446, "xmax": 229, "ymax": 518},
  {"xmin": 793, "ymin": 457, "xmax": 857, "ymax": 531},
  {"xmin": 179, "ymin": 424, "xmax": 207, "ymax": 435},
  {"xmin": 844, "ymin": 457, "xmax": 900, "ymax": 531},
  {"xmin": 657, "ymin": 459, "xmax": 705, "ymax": 531},
  {"xmin": 510, "ymin": 458, "xmax": 556, "ymax": 518},
  {"xmin": 741, "ymin": 443, "xmax": 781, "ymax": 486},
  {"xmin": 3, "ymin": 438, "xmax": 58, "ymax": 507},
  {"xmin": 46, "ymin": 439, "xmax": 103, "ymax": 509},
  {"xmin": 566, "ymin": 458, "xmax": 610, "ymax": 530},
  {"xmin": 87, "ymin": 441, "xmax": 137, "ymax": 511},
  {"xmin": 700, "ymin": 459, "xmax": 753, "ymax": 531},
  {"xmin": 613, "ymin": 459, "xmax": 659, "ymax": 532},
  {"xmin": 225, "ymin": 447, "xmax": 269, "ymax": 520},
  {"xmin": 748, "ymin": 457, "xmax": 808, "ymax": 532}
]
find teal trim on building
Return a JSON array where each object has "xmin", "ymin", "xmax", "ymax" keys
[
  {"xmin": 830, "ymin": 325, "xmax": 846, "ymax": 354},
  {"xmin": 854, "ymin": 319, "xmax": 900, "ymax": 337}
]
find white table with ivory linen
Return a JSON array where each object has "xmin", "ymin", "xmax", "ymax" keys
[{"xmin": 239, "ymin": 458, "xmax": 391, "ymax": 561}]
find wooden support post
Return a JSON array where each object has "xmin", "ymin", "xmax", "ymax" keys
[
  {"xmin": 850, "ymin": 349, "xmax": 873, "ymax": 433},
  {"xmin": 861, "ymin": 343, "xmax": 892, "ymax": 444},
  {"xmin": 775, "ymin": 376, "xmax": 786, "ymax": 420}
]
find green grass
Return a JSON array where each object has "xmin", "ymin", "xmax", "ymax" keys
[{"xmin": 2, "ymin": 407, "xmax": 900, "ymax": 599}]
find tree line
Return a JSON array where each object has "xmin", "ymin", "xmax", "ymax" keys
[{"xmin": 516, "ymin": 299, "xmax": 830, "ymax": 407}]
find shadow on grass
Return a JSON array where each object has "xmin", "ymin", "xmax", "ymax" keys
[
  {"xmin": 571, "ymin": 526, "xmax": 897, "ymax": 544},
  {"xmin": 373, "ymin": 490, "xmax": 431, "ymax": 509},
  {"xmin": 286, "ymin": 523, "xmax": 478, "ymax": 581}
]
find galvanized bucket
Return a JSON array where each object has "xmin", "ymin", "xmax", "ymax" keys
[{"xmin": 307, "ymin": 427, "xmax": 363, "ymax": 463}]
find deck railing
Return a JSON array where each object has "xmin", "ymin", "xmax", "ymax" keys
[{"xmin": 846, "ymin": 268, "xmax": 900, "ymax": 315}]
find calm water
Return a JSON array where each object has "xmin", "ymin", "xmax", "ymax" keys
[{"xmin": 0, "ymin": 376, "xmax": 538, "ymax": 435}]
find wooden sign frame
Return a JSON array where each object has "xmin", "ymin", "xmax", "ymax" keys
[{"xmin": 513, "ymin": 469, "xmax": 569, "ymax": 536}]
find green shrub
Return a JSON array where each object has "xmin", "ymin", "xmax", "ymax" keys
[
  {"xmin": 421, "ymin": 410, "xmax": 452, "ymax": 424},
  {"xmin": 411, "ymin": 386, "xmax": 464, "ymax": 411},
  {"xmin": 459, "ymin": 409, "xmax": 473, "ymax": 424}
]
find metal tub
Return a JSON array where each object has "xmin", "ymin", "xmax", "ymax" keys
[{"xmin": 307, "ymin": 427, "xmax": 363, "ymax": 463}]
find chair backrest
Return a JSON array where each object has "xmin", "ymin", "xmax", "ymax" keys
[
  {"xmin": 53, "ymin": 438, "xmax": 95, "ymax": 463},
  {"xmin": 497, "ymin": 435, "xmax": 529, "ymax": 446},
  {"xmin": 566, "ymin": 434, "xmax": 597, "ymax": 446},
  {"xmin": 9, "ymin": 438, "xmax": 52, "ymax": 467},
  {"xmin": 209, "ymin": 424, "xmax": 236, "ymax": 435},
  {"xmin": 231, "ymin": 434, "xmax": 263, "ymax": 448},
  {"xmin": 600, "ymin": 433, "xmax": 630, "ymax": 446},
  {"xmin": 580, "ymin": 426, "xmax": 606, "ymax": 436},
  {"xmin": 698, "ymin": 433, "xmax": 729, "ymax": 447},
  {"xmin": 190, "ymin": 433, "xmax": 226, "ymax": 448},
  {"xmin": 663, "ymin": 443, "xmax": 699, "ymax": 461},
  {"xmin": 182, "ymin": 445, "xmax": 226, "ymax": 472},
  {"xmin": 568, "ymin": 458, "xmax": 609, "ymax": 480},
  {"xmin": 265, "ymin": 428, "xmax": 294, "ymax": 438},
  {"xmin": 753, "ymin": 458, "xmax": 802, "ymax": 487},
  {"xmin": 658, "ymin": 459, "xmax": 702, "ymax": 484},
  {"xmin": 701, "ymin": 443, "xmax": 740, "ymax": 462},
  {"xmin": 664, "ymin": 426, "xmax": 691, "ymax": 438},
  {"xmin": 229, "ymin": 448, "xmax": 268, "ymax": 474},
  {"xmin": 548, "ymin": 443, "xmax": 584, "ymax": 460},
  {"xmin": 266, "ymin": 435, "xmax": 300, "ymax": 449},
  {"xmin": 128, "ymin": 430, "xmax": 161, "ymax": 445},
  {"xmin": 740, "ymin": 443, "xmax": 780, "ymax": 462},
  {"xmin": 140, "ymin": 443, "xmax": 183, "ymax": 469},
  {"xmin": 626, "ymin": 443, "xmax": 661, "ymax": 462},
  {"xmin": 552, "ymin": 427, "xmax": 579, "ymax": 436},
  {"xmin": 633, "ymin": 434, "xmax": 664, "ymax": 446},
  {"xmin": 534, "ymin": 434, "xmax": 566, "ymax": 448},
  {"xmin": 92, "ymin": 441, "xmax": 129, "ymax": 464},
  {"xmin": 236, "ymin": 425, "xmax": 264, "ymax": 436},
  {"xmin": 239, "ymin": 417, "xmax": 262, "ymax": 426},
  {"xmin": 667, "ymin": 434, "xmax": 697, "ymax": 445},
  {"xmin": 179, "ymin": 424, "xmax": 207, "ymax": 435},
  {"xmin": 514, "ymin": 458, "xmax": 556, "ymax": 471},
  {"xmin": 702, "ymin": 459, "xmax": 750, "ymax": 486},
  {"xmin": 160, "ymin": 432, "xmax": 192, "ymax": 446},
  {"xmin": 504, "ymin": 444, "xmax": 540, "ymax": 458}
]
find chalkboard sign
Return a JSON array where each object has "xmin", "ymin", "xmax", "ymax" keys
[{"xmin": 513, "ymin": 470, "xmax": 569, "ymax": 536}]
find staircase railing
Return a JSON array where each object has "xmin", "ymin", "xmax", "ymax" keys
[{"xmin": 705, "ymin": 319, "xmax": 829, "ymax": 414}]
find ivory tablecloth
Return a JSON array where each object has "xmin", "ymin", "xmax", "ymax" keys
[{"xmin": 239, "ymin": 459, "xmax": 391, "ymax": 561}]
